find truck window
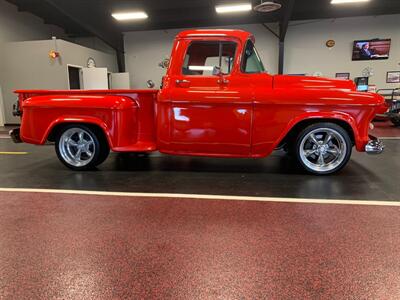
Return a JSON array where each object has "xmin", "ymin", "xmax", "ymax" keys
[
  {"xmin": 241, "ymin": 40, "xmax": 265, "ymax": 74},
  {"xmin": 182, "ymin": 42, "xmax": 237, "ymax": 76}
]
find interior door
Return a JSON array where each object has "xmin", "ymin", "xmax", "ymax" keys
[
  {"xmin": 167, "ymin": 41, "xmax": 252, "ymax": 156},
  {"xmin": 81, "ymin": 67, "xmax": 109, "ymax": 90}
]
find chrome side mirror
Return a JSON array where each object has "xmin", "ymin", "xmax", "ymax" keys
[
  {"xmin": 212, "ymin": 66, "xmax": 222, "ymax": 76},
  {"xmin": 147, "ymin": 80, "xmax": 155, "ymax": 89}
]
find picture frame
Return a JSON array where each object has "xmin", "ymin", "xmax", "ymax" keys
[
  {"xmin": 335, "ymin": 73, "xmax": 350, "ymax": 80},
  {"xmin": 386, "ymin": 71, "xmax": 400, "ymax": 83}
]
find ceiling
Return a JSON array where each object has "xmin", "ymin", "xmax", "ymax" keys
[{"xmin": 6, "ymin": 0, "xmax": 400, "ymax": 50}]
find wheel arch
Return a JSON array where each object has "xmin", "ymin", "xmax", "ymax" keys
[
  {"xmin": 45, "ymin": 117, "xmax": 112, "ymax": 148},
  {"xmin": 277, "ymin": 116, "xmax": 356, "ymax": 149}
]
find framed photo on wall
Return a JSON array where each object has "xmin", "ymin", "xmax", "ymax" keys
[
  {"xmin": 335, "ymin": 73, "xmax": 350, "ymax": 80},
  {"xmin": 386, "ymin": 71, "xmax": 400, "ymax": 83}
]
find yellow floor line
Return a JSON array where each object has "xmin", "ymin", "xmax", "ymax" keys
[
  {"xmin": 0, "ymin": 152, "xmax": 28, "ymax": 155},
  {"xmin": 0, "ymin": 188, "xmax": 399, "ymax": 207}
]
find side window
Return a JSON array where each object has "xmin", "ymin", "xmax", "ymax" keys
[
  {"xmin": 241, "ymin": 40, "xmax": 265, "ymax": 74},
  {"xmin": 182, "ymin": 42, "xmax": 237, "ymax": 76}
]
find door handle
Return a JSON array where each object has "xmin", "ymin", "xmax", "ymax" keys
[
  {"xmin": 176, "ymin": 79, "xmax": 191, "ymax": 86},
  {"xmin": 217, "ymin": 78, "xmax": 230, "ymax": 85}
]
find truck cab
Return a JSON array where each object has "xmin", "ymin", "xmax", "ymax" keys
[{"xmin": 158, "ymin": 30, "xmax": 269, "ymax": 157}]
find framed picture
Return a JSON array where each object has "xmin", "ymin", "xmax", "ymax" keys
[
  {"xmin": 335, "ymin": 73, "xmax": 350, "ymax": 80},
  {"xmin": 386, "ymin": 71, "xmax": 400, "ymax": 83}
]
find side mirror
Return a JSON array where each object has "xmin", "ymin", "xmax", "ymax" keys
[
  {"xmin": 147, "ymin": 80, "xmax": 155, "ymax": 88},
  {"xmin": 212, "ymin": 66, "xmax": 222, "ymax": 76}
]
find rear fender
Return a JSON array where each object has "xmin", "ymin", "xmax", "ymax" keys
[
  {"xmin": 44, "ymin": 116, "xmax": 113, "ymax": 147},
  {"xmin": 20, "ymin": 94, "xmax": 138, "ymax": 149}
]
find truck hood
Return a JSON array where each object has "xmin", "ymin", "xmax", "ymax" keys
[{"xmin": 273, "ymin": 75, "xmax": 356, "ymax": 91}]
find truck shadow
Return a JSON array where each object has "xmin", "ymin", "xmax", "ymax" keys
[{"xmin": 112, "ymin": 151, "xmax": 373, "ymax": 177}]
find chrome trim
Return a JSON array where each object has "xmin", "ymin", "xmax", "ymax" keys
[
  {"xmin": 365, "ymin": 139, "xmax": 384, "ymax": 155},
  {"xmin": 299, "ymin": 128, "xmax": 347, "ymax": 173},
  {"xmin": 59, "ymin": 128, "xmax": 95, "ymax": 167}
]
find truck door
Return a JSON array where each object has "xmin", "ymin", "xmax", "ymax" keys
[{"xmin": 164, "ymin": 40, "xmax": 252, "ymax": 156}]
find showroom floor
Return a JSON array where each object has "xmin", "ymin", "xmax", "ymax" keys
[{"xmin": 0, "ymin": 124, "xmax": 399, "ymax": 298}]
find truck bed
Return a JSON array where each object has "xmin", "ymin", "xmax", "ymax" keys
[{"xmin": 15, "ymin": 89, "xmax": 159, "ymax": 152}]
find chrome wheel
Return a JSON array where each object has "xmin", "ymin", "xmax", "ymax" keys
[
  {"xmin": 299, "ymin": 128, "xmax": 347, "ymax": 173},
  {"xmin": 58, "ymin": 128, "xmax": 95, "ymax": 167}
]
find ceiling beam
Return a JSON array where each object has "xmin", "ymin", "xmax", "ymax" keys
[
  {"xmin": 42, "ymin": 0, "xmax": 123, "ymax": 52},
  {"xmin": 261, "ymin": 23, "xmax": 279, "ymax": 40},
  {"xmin": 279, "ymin": 0, "xmax": 296, "ymax": 42},
  {"xmin": 277, "ymin": 0, "xmax": 296, "ymax": 74}
]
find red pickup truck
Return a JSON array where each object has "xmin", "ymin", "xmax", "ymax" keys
[{"xmin": 10, "ymin": 29, "xmax": 385, "ymax": 175}]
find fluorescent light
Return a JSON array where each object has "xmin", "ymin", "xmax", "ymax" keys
[
  {"xmin": 112, "ymin": 12, "xmax": 148, "ymax": 21},
  {"xmin": 331, "ymin": 0, "xmax": 370, "ymax": 4},
  {"xmin": 215, "ymin": 3, "xmax": 252, "ymax": 14}
]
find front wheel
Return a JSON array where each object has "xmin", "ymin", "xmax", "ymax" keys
[
  {"xmin": 294, "ymin": 123, "xmax": 352, "ymax": 175},
  {"xmin": 55, "ymin": 125, "xmax": 109, "ymax": 170}
]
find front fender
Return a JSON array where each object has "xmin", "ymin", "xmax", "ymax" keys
[{"xmin": 274, "ymin": 111, "xmax": 366, "ymax": 151}]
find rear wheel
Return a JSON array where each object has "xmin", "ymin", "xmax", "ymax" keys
[
  {"xmin": 55, "ymin": 125, "xmax": 109, "ymax": 170},
  {"xmin": 294, "ymin": 123, "xmax": 352, "ymax": 175}
]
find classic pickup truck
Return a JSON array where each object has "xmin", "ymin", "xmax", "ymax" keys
[{"xmin": 10, "ymin": 29, "xmax": 385, "ymax": 175}]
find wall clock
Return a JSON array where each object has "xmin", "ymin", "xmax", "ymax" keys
[
  {"xmin": 87, "ymin": 57, "xmax": 96, "ymax": 68},
  {"xmin": 326, "ymin": 40, "xmax": 335, "ymax": 48}
]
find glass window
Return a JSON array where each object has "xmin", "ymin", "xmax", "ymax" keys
[
  {"xmin": 182, "ymin": 42, "xmax": 237, "ymax": 76},
  {"xmin": 241, "ymin": 40, "xmax": 265, "ymax": 74}
]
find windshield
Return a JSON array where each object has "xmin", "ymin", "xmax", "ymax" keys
[{"xmin": 242, "ymin": 40, "xmax": 265, "ymax": 73}]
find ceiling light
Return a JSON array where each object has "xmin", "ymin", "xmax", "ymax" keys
[
  {"xmin": 331, "ymin": 0, "xmax": 370, "ymax": 4},
  {"xmin": 215, "ymin": 3, "xmax": 252, "ymax": 14},
  {"xmin": 111, "ymin": 12, "xmax": 148, "ymax": 21}
]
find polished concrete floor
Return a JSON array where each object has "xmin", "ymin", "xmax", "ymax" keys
[{"xmin": 0, "ymin": 137, "xmax": 399, "ymax": 200}]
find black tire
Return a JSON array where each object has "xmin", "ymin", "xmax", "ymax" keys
[
  {"xmin": 294, "ymin": 123, "xmax": 352, "ymax": 175},
  {"xmin": 55, "ymin": 124, "xmax": 109, "ymax": 170},
  {"xmin": 390, "ymin": 113, "xmax": 400, "ymax": 127},
  {"xmin": 94, "ymin": 129, "xmax": 110, "ymax": 166}
]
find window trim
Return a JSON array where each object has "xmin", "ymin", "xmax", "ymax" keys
[
  {"xmin": 181, "ymin": 40, "xmax": 238, "ymax": 77},
  {"xmin": 240, "ymin": 39, "xmax": 265, "ymax": 74}
]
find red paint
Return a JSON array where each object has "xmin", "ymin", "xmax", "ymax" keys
[{"xmin": 16, "ymin": 29, "xmax": 384, "ymax": 156}]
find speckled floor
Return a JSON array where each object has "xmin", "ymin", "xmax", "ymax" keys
[
  {"xmin": 1, "ymin": 191, "xmax": 400, "ymax": 299},
  {"xmin": 373, "ymin": 121, "xmax": 400, "ymax": 138}
]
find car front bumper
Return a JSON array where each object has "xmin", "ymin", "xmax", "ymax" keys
[{"xmin": 365, "ymin": 136, "xmax": 384, "ymax": 155}]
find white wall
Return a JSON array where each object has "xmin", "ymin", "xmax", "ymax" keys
[
  {"xmin": 285, "ymin": 15, "xmax": 400, "ymax": 89},
  {"xmin": 2, "ymin": 39, "xmax": 118, "ymax": 124},
  {"xmin": 0, "ymin": 0, "xmax": 66, "ymax": 125},
  {"xmin": 124, "ymin": 24, "xmax": 279, "ymax": 89}
]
